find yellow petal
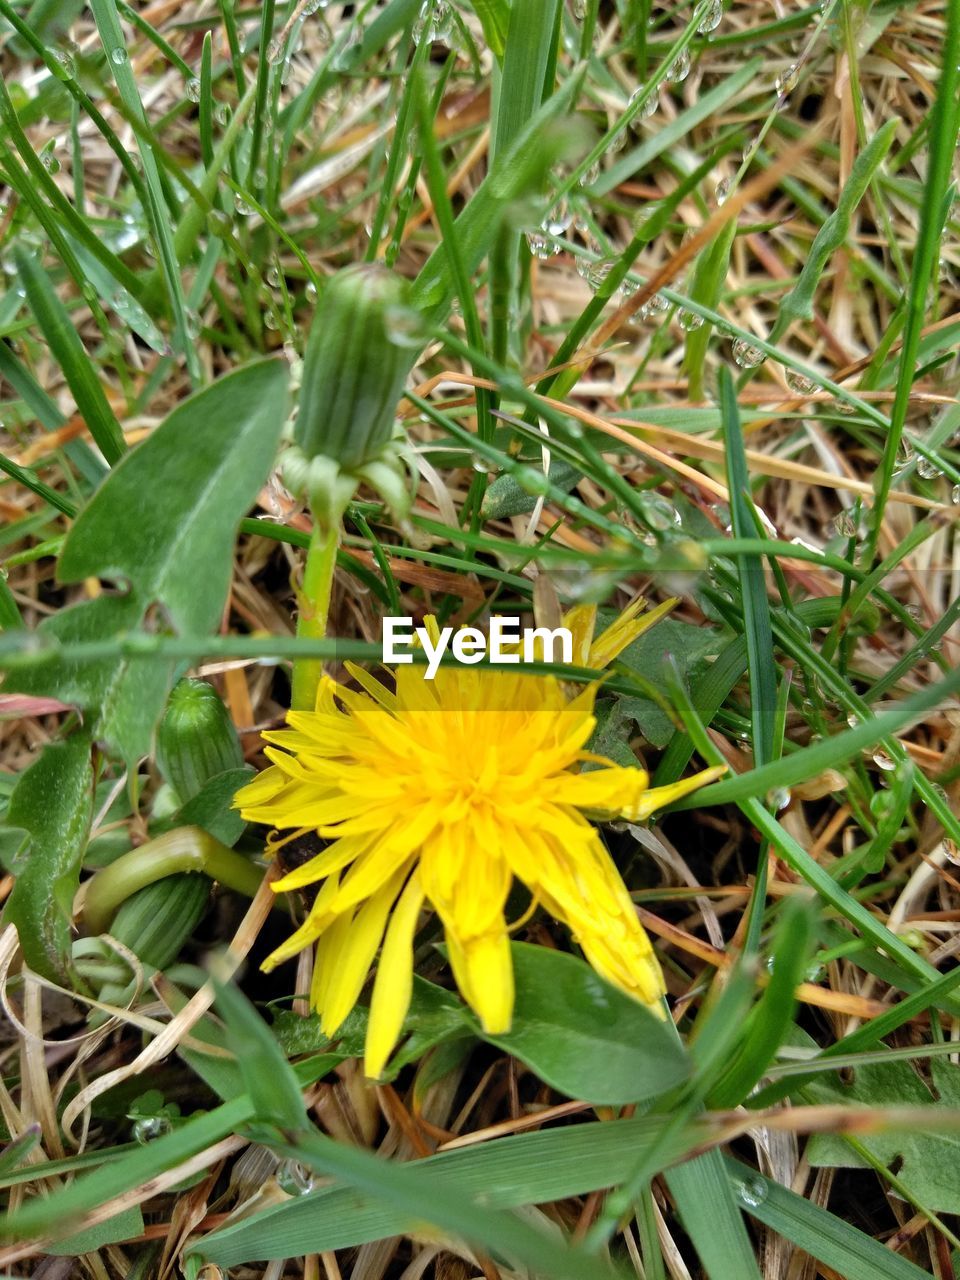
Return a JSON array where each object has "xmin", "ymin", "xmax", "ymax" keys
[
  {"xmin": 620, "ymin": 764, "xmax": 728, "ymax": 821},
  {"xmin": 320, "ymin": 871, "xmax": 405, "ymax": 1036},
  {"xmin": 364, "ymin": 872, "xmax": 424, "ymax": 1079},
  {"xmin": 445, "ymin": 925, "xmax": 513, "ymax": 1034}
]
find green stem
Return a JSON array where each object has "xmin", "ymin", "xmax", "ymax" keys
[
  {"xmin": 82, "ymin": 826, "xmax": 263, "ymax": 936},
  {"xmin": 290, "ymin": 521, "xmax": 341, "ymax": 712}
]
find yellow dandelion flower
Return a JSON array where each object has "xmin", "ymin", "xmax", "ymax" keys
[{"xmin": 236, "ymin": 605, "xmax": 725, "ymax": 1079}]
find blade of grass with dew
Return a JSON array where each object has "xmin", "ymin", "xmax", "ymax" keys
[
  {"xmin": 722, "ymin": 1158, "xmax": 934, "ymax": 1280},
  {"xmin": 13, "ymin": 250, "xmax": 125, "ymax": 465},
  {"xmin": 88, "ymin": 0, "xmax": 200, "ymax": 381},
  {"xmin": 864, "ymin": 0, "xmax": 959, "ymax": 561}
]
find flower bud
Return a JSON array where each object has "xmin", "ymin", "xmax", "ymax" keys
[
  {"xmin": 156, "ymin": 678, "xmax": 244, "ymax": 803},
  {"xmin": 297, "ymin": 261, "xmax": 420, "ymax": 453}
]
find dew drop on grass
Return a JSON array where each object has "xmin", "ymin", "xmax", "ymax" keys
[
  {"xmin": 678, "ymin": 308, "xmax": 704, "ymax": 331},
  {"xmin": 525, "ymin": 231, "xmax": 558, "ymax": 260},
  {"xmin": 872, "ymin": 748, "xmax": 897, "ymax": 773},
  {"xmin": 234, "ymin": 192, "xmax": 256, "ymax": 216},
  {"xmin": 833, "ymin": 510, "xmax": 857, "ymax": 538},
  {"xmin": 303, "ymin": 0, "xmax": 328, "ymax": 12},
  {"xmin": 715, "ymin": 176, "xmax": 732, "ymax": 205},
  {"xmin": 110, "ymin": 46, "xmax": 128, "ymax": 65},
  {"xmin": 542, "ymin": 198, "xmax": 573, "ymax": 237},
  {"xmin": 639, "ymin": 291, "xmax": 669, "ymax": 319},
  {"xmin": 40, "ymin": 147, "xmax": 60, "ymax": 174},
  {"xmin": 731, "ymin": 337, "xmax": 765, "ymax": 368},
  {"xmin": 264, "ymin": 306, "xmax": 280, "ymax": 331},
  {"xmin": 768, "ymin": 787, "xmax": 791, "ymax": 812},
  {"xmin": 384, "ymin": 304, "xmax": 425, "ymax": 348},
  {"xmin": 664, "ymin": 48, "xmax": 691, "ymax": 83},
  {"xmin": 630, "ymin": 86, "xmax": 658, "ymax": 119},
  {"xmin": 834, "ymin": 395, "xmax": 858, "ymax": 416},
  {"xmin": 266, "ymin": 264, "xmax": 282, "ymax": 288},
  {"xmin": 304, "ymin": 279, "xmax": 318, "ymax": 303},
  {"xmin": 267, "ymin": 37, "xmax": 285, "ymax": 64},
  {"xmin": 586, "ymin": 256, "xmax": 617, "ymax": 290},
  {"xmin": 697, "ymin": 0, "xmax": 723, "ymax": 34},
  {"xmin": 579, "ymin": 161, "xmax": 601, "ymax": 188},
  {"xmin": 133, "ymin": 1116, "xmax": 171, "ymax": 1144},
  {"xmin": 185, "ymin": 77, "xmax": 201, "ymax": 103},
  {"xmin": 786, "ymin": 369, "xmax": 816, "ymax": 394},
  {"xmin": 737, "ymin": 1177, "xmax": 767, "ymax": 1208},
  {"xmin": 51, "ymin": 49, "xmax": 76, "ymax": 80},
  {"xmin": 952, "ymin": 483, "xmax": 960, "ymax": 505},
  {"xmin": 775, "ymin": 63, "xmax": 800, "ymax": 95},
  {"xmin": 917, "ymin": 454, "xmax": 942, "ymax": 479}
]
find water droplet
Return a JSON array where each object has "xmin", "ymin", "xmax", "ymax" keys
[
  {"xmin": 715, "ymin": 176, "xmax": 732, "ymax": 205},
  {"xmin": 214, "ymin": 102, "xmax": 230, "ymax": 126},
  {"xmin": 895, "ymin": 439, "xmax": 915, "ymax": 467},
  {"xmin": 917, "ymin": 454, "xmax": 941, "ymax": 480},
  {"xmin": 737, "ymin": 1177, "xmax": 767, "ymax": 1209},
  {"xmin": 111, "ymin": 46, "xmax": 129, "ymax": 65},
  {"xmin": 133, "ymin": 1116, "xmax": 171, "ymax": 1144},
  {"xmin": 697, "ymin": 0, "xmax": 723, "ymax": 34},
  {"xmin": 525, "ymin": 231, "xmax": 558, "ymax": 260},
  {"xmin": 847, "ymin": 713, "xmax": 860, "ymax": 728},
  {"xmin": 639, "ymin": 291, "xmax": 669, "ymax": 319},
  {"xmin": 277, "ymin": 1158, "xmax": 315, "ymax": 1194},
  {"xmin": 542, "ymin": 198, "xmax": 573, "ymax": 238},
  {"xmin": 264, "ymin": 306, "xmax": 280, "ymax": 331},
  {"xmin": 305, "ymin": 279, "xmax": 318, "ymax": 303},
  {"xmin": 629, "ymin": 86, "xmax": 659, "ymax": 120},
  {"xmin": 679, "ymin": 308, "xmax": 705, "ymax": 331},
  {"xmin": 234, "ymin": 192, "xmax": 255, "ymax": 216},
  {"xmin": 872, "ymin": 748, "xmax": 897, "ymax": 773},
  {"xmin": 834, "ymin": 396, "xmax": 858, "ymax": 416},
  {"xmin": 573, "ymin": 0, "xmax": 587, "ymax": 17},
  {"xmin": 415, "ymin": 0, "xmax": 452, "ymax": 44},
  {"xmin": 579, "ymin": 161, "xmax": 601, "ymax": 189},
  {"xmin": 303, "ymin": 0, "xmax": 328, "ymax": 12},
  {"xmin": 267, "ymin": 37, "xmax": 285, "ymax": 64},
  {"xmin": 768, "ymin": 786, "xmax": 791, "ymax": 812},
  {"xmin": 641, "ymin": 493, "xmax": 680, "ymax": 531},
  {"xmin": 40, "ymin": 147, "xmax": 60, "ymax": 174},
  {"xmin": 254, "ymin": 167, "xmax": 268, "ymax": 190},
  {"xmin": 775, "ymin": 63, "xmax": 799, "ymax": 95},
  {"xmin": 51, "ymin": 48, "xmax": 77, "ymax": 80},
  {"xmin": 586, "ymin": 256, "xmax": 617, "ymax": 291},
  {"xmin": 786, "ymin": 369, "xmax": 816, "ymax": 394},
  {"xmin": 384, "ymin": 304, "xmax": 425, "ymax": 348},
  {"xmin": 266, "ymin": 264, "xmax": 282, "ymax": 288},
  {"xmin": 731, "ymin": 337, "xmax": 765, "ymax": 369},
  {"xmin": 185, "ymin": 77, "xmax": 201, "ymax": 103},
  {"xmin": 185, "ymin": 310, "xmax": 202, "ymax": 340},
  {"xmin": 664, "ymin": 48, "xmax": 691, "ymax": 83},
  {"xmin": 951, "ymin": 483, "xmax": 960, "ymax": 505},
  {"xmin": 833, "ymin": 510, "xmax": 857, "ymax": 538}
]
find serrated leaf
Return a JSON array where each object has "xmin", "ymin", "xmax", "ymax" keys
[
  {"xmin": 806, "ymin": 1057, "xmax": 960, "ymax": 1213},
  {"xmin": 478, "ymin": 942, "xmax": 689, "ymax": 1104},
  {"xmin": 175, "ymin": 767, "xmax": 254, "ymax": 846},
  {"xmin": 480, "ymin": 460, "xmax": 581, "ymax": 520},
  {"xmin": 616, "ymin": 618, "xmax": 723, "ymax": 748},
  {"xmin": 58, "ymin": 359, "xmax": 289, "ymax": 633},
  {"xmin": 1, "ymin": 732, "xmax": 94, "ymax": 980},
  {"xmin": 6, "ymin": 360, "xmax": 289, "ymax": 763}
]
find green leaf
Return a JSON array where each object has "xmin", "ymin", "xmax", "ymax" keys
[
  {"xmin": 47, "ymin": 1205, "xmax": 144, "ymax": 1257},
  {"xmin": 213, "ymin": 979, "xmax": 308, "ymax": 1133},
  {"xmin": 175, "ymin": 767, "xmax": 254, "ymax": 846},
  {"xmin": 724, "ymin": 1156, "xmax": 934, "ymax": 1280},
  {"xmin": 666, "ymin": 1148, "xmax": 762, "ymax": 1280},
  {"xmin": 469, "ymin": 0, "xmax": 509, "ymax": 58},
  {"xmin": 806, "ymin": 1057, "xmax": 960, "ymax": 1214},
  {"xmin": 616, "ymin": 618, "xmax": 723, "ymax": 748},
  {"xmin": 7, "ymin": 359, "xmax": 289, "ymax": 762},
  {"xmin": 479, "ymin": 460, "xmax": 582, "ymax": 519},
  {"xmin": 2, "ymin": 732, "xmax": 94, "ymax": 980},
  {"xmin": 58, "ymin": 358, "xmax": 289, "ymax": 632},
  {"xmin": 478, "ymin": 942, "xmax": 689, "ymax": 1105},
  {"xmin": 189, "ymin": 1110, "xmax": 696, "ymax": 1267},
  {"xmin": 774, "ymin": 119, "xmax": 899, "ymax": 336}
]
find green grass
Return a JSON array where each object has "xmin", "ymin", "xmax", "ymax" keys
[{"xmin": 1, "ymin": 1, "xmax": 960, "ymax": 1277}]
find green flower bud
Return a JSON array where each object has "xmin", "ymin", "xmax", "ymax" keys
[
  {"xmin": 156, "ymin": 678, "xmax": 244, "ymax": 803},
  {"xmin": 290, "ymin": 263, "xmax": 422, "ymax": 522}
]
